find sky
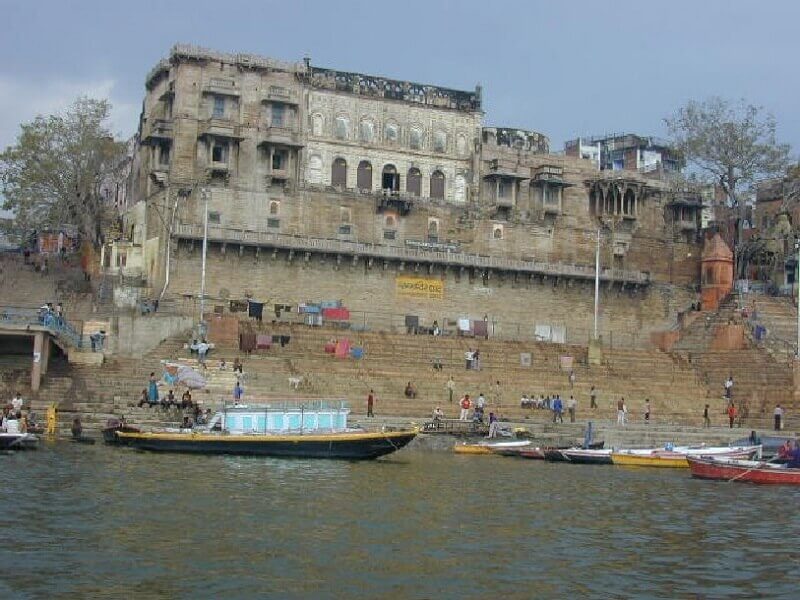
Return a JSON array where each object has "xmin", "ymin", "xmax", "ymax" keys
[{"xmin": 1, "ymin": 0, "xmax": 798, "ymax": 157}]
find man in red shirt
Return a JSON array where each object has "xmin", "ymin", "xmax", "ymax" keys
[
  {"xmin": 727, "ymin": 403, "xmax": 737, "ymax": 428},
  {"xmin": 459, "ymin": 394, "xmax": 471, "ymax": 421}
]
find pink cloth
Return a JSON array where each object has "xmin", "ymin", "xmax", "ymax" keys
[
  {"xmin": 322, "ymin": 307, "xmax": 350, "ymax": 321},
  {"xmin": 335, "ymin": 339, "xmax": 350, "ymax": 359}
]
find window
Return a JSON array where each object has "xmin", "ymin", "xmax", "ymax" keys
[
  {"xmin": 331, "ymin": 158, "xmax": 347, "ymax": 187},
  {"xmin": 407, "ymin": 168, "xmax": 421, "ymax": 196},
  {"xmin": 272, "ymin": 153, "xmax": 283, "ymax": 170},
  {"xmin": 433, "ymin": 131, "xmax": 447, "ymax": 153},
  {"xmin": 213, "ymin": 96, "xmax": 225, "ymax": 118},
  {"xmin": 340, "ymin": 207, "xmax": 351, "ymax": 223},
  {"xmin": 311, "ymin": 114, "xmax": 324, "ymax": 136},
  {"xmin": 271, "ymin": 104, "xmax": 285, "ymax": 127},
  {"xmin": 385, "ymin": 124, "xmax": 399, "ymax": 143},
  {"xmin": 498, "ymin": 181, "xmax": 508, "ymax": 198},
  {"xmin": 382, "ymin": 164, "xmax": 399, "ymax": 192},
  {"xmin": 211, "ymin": 143, "xmax": 227, "ymax": 163},
  {"xmin": 430, "ymin": 170, "xmax": 445, "ymax": 199},
  {"xmin": 267, "ymin": 218, "xmax": 280, "ymax": 229},
  {"xmin": 383, "ymin": 229, "xmax": 396, "ymax": 240},
  {"xmin": 306, "ymin": 155, "xmax": 323, "ymax": 184},
  {"xmin": 158, "ymin": 144, "xmax": 170, "ymax": 166},
  {"xmin": 359, "ymin": 120, "xmax": 374, "ymax": 143},
  {"xmin": 456, "ymin": 134, "xmax": 468, "ymax": 156},
  {"xmin": 410, "ymin": 127, "xmax": 423, "ymax": 150},
  {"xmin": 493, "ymin": 225, "xmax": 504, "ymax": 240},
  {"xmin": 335, "ymin": 117, "xmax": 349, "ymax": 140},
  {"xmin": 269, "ymin": 201, "xmax": 280, "ymax": 215},
  {"xmin": 385, "ymin": 215, "xmax": 397, "ymax": 228},
  {"xmin": 208, "ymin": 211, "xmax": 221, "ymax": 224},
  {"xmin": 357, "ymin": 160, "xmax": 372, "ymax": 191},
  {"xmin": 338, "ymin": 224, "xmax": 352, "ymax": 235}
]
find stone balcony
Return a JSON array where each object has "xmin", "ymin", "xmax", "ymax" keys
[
  {"xmin": 203, "ymin": 77, "xmax": 240, "ymax": 97},
  {"xmin": 258, "ymin": 126, "xmax": 304, "ymax": 148},
  {"xmin": 199, "ymin": 118, "xmax": 243, "ymax": 140},
  {"xmin": 142, "ymin": 118, "xmax": 173, "ymax": 144},
  {"xmin": 263, "ymin": 85, "xmax": 300, "ymax": 105},
  {"xmin": 173, "ymin": 223, "xmax": 651, "ymax": 286}
]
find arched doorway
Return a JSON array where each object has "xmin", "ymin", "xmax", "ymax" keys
[
  {"xmin": 331, "ymin": 158, "xmax": 347, "ymax": 188},
  {"xmin": 382, "ymin": 164, "xmax": 400, "ymax": 192},
  {"xmin": 357, "ymin": 160, "xmax": 373, "ymax": 191},
  {"xmin": 407, "ymin": 168, "xmax": 421, "ymax": 196},
  {"xmin": 430, "ymin": 170, "xmax": 445, "ymax": 199}
]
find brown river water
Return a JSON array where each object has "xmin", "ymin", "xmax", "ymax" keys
[{"xmin": 1, "ymin": 441, "xmax": 799, "ymax": 599}]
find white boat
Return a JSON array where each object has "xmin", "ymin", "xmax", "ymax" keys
[{"xmin": 0, "ymin": 433, "xmax": 39, "ymax": 451}]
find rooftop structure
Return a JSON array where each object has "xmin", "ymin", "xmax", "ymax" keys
[{"xmin": 564, "ymin": 133, "xmax": 682, "ymax": 175}]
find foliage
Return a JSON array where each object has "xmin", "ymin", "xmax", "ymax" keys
[
  {"xmin": 664, "ymin": 97, "xmax": 792, "ymax": 207},
  {"xmin": 0, "ymin": 97, "xmax": 126, "ymax": 245}
]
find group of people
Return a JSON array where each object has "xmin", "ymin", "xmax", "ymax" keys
[
  {"xmin": 38, "ymin": 302, "xmax": 64, "ymax": 329},
  {"xmin": 1, "ymin": 392, "xmax": 36, "ymax": 433}
]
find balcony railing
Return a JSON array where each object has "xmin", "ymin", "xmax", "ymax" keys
[
  {"xmin": 173, "ymin": 223, "xmax": 651, "ymax": 285},
  {"xmin": 259, "ymin": 126, "xmax": 303, "ymax": 147},
  {"xmin": 142, "ymin": 118, "xmax": 173, "ymax": 143}
]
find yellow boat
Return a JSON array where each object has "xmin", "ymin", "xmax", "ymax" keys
[
  {"xmin": 611, "ymin": 451, "xmax": 689, "ymax": 468},
  {"xmin": 453, "ymin": 443, "xmax": 494, "ymax": 455},
  {"xmin": 453, "ymin": 441, "xmax": 530, "ymax": 455}
]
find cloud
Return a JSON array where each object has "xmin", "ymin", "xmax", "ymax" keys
[{"xmin": 0, "ymin": 76, "xmax": 139, "ymax": 152}]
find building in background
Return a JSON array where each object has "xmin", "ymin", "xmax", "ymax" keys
[{"xmin": 564, "ymin": 133, "xmax": 682, "ymax": 176}]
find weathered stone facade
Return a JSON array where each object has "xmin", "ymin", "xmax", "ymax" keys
[{"xmin": 121, "ymin": 44, "xmax": 704, "ymax": 344}]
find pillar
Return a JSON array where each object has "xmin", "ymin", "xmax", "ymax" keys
[
  {"xmin": 31, "ymin": 331, "xmax": 43, "ymax": 393},
  {"xmin": 41, "ymin": 334, "xmax": 50, "ymax": 375}
]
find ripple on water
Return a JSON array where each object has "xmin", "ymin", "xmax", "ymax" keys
[{"xmin": 2, "ymin": 447, "xmax": 800, "ymax": 598}]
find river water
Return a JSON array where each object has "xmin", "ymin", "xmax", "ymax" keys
[{"xmin": 1, "ymin": 442, "xmax": 798, "ymax": 599}]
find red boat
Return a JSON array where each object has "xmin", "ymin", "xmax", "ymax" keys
[{"xmin": 687, "ymin": 456, "xmax": 800, "ymax": 485}]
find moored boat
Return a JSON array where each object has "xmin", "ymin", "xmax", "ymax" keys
[
  {"xmin": 114, "ymin": 402, "xmax": 416, "ymax": 460},
  {"xmin": 612, "ymin": 445, "xmax": 761, "ymax": 468},
  {"xmin": 102, "ymin": 419, "xmax": 142, "ymax": 445},
  {"xmin": 0, "ymin": 432, "xmax": 39, "ymax": 451},
  {"xmin": 548, "ymin": 448, "xmax": 613, "ymax": 465},
  {"xmin": 687, "ymin": 456, "xmax": 800, "ymax": 485},
  {"xmin": 453, "ymin": 440, "xmax": 530, "ymax": 455}
]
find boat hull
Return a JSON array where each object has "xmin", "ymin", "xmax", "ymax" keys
[
  {"xmin": 688, "ymin": 457, "xmax": 800, "ymax": 485},
  {"xmin": 102, "ymin": 426, "xmax": 142, "ymax": 445},
  {"xmin": 116, "ymin": 430, "xmax": 416, "ymax": 460},
  {"xmin": 0, "ymin": 433, "xmax": 39, "ymax": 451},
  {"xmin": 556, "ymin": 449, "xmax": 613, "ymax": 465},
  {"xmin": 612, "ymin": 446, "xmax": 760, "ymax": 468}
]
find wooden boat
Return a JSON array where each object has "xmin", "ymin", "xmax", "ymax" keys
[
  {"xmin": 102, "ymin": 420, "xmax": 142, "ymax": 445},
  {"xmin": 114, "ymin": 402, "xmax": 416, "ymax": 460},
  {"xmin": 0, "ymin": 432, "xmax": 39, "ymax": 451},
  {"xmin": 517, "ymin": 447, "xmax": 546, "ymax": 459},
  {"xmin": 612, "ymin": 445, "xmax": 761, "ymax": 468},
  {"xmin": 688, "ymin": 456, "xmax": 800, "ymax": 485},
  {"xmin": 546, "ymin": 448, "xmax": 613, "ymax": 465},
  {"xmin": 453, "ymin": 441, "xmax": 530, "ymax": 455}
]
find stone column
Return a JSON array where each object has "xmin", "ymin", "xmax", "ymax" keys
[
  {"xmin": 41, "ymin": 334, "xmax": 50, "ymax": 375},
  {"xmin": 31, "ymin": 331, "xmax": 43, "ymax": 393},
  {"xmin": 793, "ymin": 359, "xmax": 800, "ymax": 412}
]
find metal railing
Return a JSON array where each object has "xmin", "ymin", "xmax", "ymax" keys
[{"xmin": 0, "ymin": 305, "xmax": 85, "ymax": 348}]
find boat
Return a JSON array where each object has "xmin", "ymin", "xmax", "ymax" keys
[
  {"xmin": 687, "ymin": 456, "xmax": 800, "ymax": 485},
  {"xmin": 114, "ymin": 401, "xmax": 416, "ymax": 460},
  {"xmin": 611, "ymin": 445, "xmax": 761, "ymax": 468},
  {"xmin": 102, "ymin": 419, "xmax": 142, "ymax": 445},
  {"xmin": 545, "ymin": 448, "xmax": 613, "ymax": 465},
  {"xmin": 453, "ymin": 441, "xmax": 530, "ymax": 455},
  {"xmin": 0, "ymin": 432, "xmax": 39, "ymax": 451},
  {"xmin": 517, "ymin": 447, "xmax": 546, "ymax": 459}
]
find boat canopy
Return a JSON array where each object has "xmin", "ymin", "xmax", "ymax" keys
[{"xmin": 208, "ymin": 401, "xmax": 351, "ymax": 434}]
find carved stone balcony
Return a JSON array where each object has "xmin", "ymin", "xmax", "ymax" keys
[
  {"xmin": 199, "ymin": 119, "xmax": 243, "ymax": 141},
  {"xmin": 258, "ymin": 126, "xmax": 304, "ymax": 148},
  {"xmin": 142, "ymin": 118, "xmax": 173, "ymax": 144}
]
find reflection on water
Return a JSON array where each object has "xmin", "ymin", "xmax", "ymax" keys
[{"xmin": 2, "ymin": 442, "xmax": 799, "ymax": 599}]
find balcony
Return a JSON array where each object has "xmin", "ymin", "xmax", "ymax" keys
[
  {"xmin": 142, "ymin": 118, "xmax": 173, "ymax": 144},
  {"xmin": 259, "ymin": 126, "xmax": 303, "ymax": 148},
  {"xmin": 493, "ymin": 196, "xmax": 514, "ymax": 209},
  {"xmin": 199, "ymin": 118, "xmax": 243, "ymax": 140},
  {"xmin": 203, "ymin": 77, "xmax": 240, "ymax": 97},
  {"xmin": 206, "ymin": 161, "xmax": 230, "ymax": 175},
  {"xmin": 676, "ymin": 218, "xmax": 697, "ymax": 231},
  {"xmin": 269, "ymin": 168, "xmax": 290, "ymax": 180},
  {"xmin": 263, "ymin": 85, "xmax": 299, "ymax": 105}
]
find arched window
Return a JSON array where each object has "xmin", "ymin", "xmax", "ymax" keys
[
  {"xmin": 382, "ymin": 164, "xmax": 399, "ymax": 192},
  {"xmin": 357, "ymin": 160, "xmax": 373, "ymax": 191},
  {"xmin": 335, "ymin": 116, "xmax": 349, "ymax": 140},
  {"xmin": 359, "ymin": 120, "xmax": 375, "ymax": 143},
  {"xmin": 433, "ymin": 131, "xmax": 447, "ymax": 153},
  {"xmin": 331, "ymin": 158, "xmax": 347, "ymax": 188},
  {"xmin": 269, "ymin": 201, "xmax": 280, "ymax": 215},
  {"xmin": 311, "ymin": 114, "xmax": 324, "ymax": 136},
  {"xmin": 410, "ymin": 127, "xmax": 423, "ymax": 150},
  {"xmin": 623, "ymin": 188, "xmax": 635, "ymax": 215},
  {"xmin": 430, "ymin": 170, "xmax": 445, "ymax": 199},
  {"xmin": 407, "ymin": 168, "xmax": 421, "ymax": 196},
  {"xmin": 306, "ymin": 155, "xmax": 323, "ymax": 184},
  {"xmin": 385, "ymin": 123, "xmax": 399, "ymax": 143}
]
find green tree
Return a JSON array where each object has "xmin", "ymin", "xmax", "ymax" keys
[
  {"xmin": 665, "ymin": 97, "xmax": 793, "ymax": 273},
  {"xmin": 0, "ymin": 97, "xmax": 125, "ymax": 246}
]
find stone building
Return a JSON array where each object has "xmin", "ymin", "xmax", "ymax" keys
[{"xmin": 119, "ymin": 44, "xmax": 703, "ymax": 346}]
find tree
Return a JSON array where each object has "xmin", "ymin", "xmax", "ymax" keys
[
  {"xmin": 665, "ymin": 97, "xmax": 793, "ymax": 274},
  {"xmin": 0, "ymin": 97, "xmax": 126, "ymax": 246}
]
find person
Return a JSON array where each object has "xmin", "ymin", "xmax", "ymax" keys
[
  {"xmin": 432, "ymin": 356, "xmax": 443, "ymax": 371},
  {"xmin": 432, "ymin": 320, "xmax": 441, "ymax": 336},
  {"xmin": 476, "ymin": 392, "xmax": 486, "ymax": 412},
  {"xmin": 233, "ymin": 381, "xmax": 244, "ymax": 404},
  {"xmin": 71, "ymin": 417, "xmax": 82, "ymax": 439},
  {"xmin": 617, "ymin": 398, "xmax": 626, "ymax": 426},
  {"xmin": 180, "ymin": 416, "xmax": 193, "ymax": 430},
  {"xmin": 162, "ymin": 389, "xmax": 176, "ymax": 410},
  {"xmin": 367, "ymin": 390, "xmax": 375, "ymax": 417},
  {"xmin": 197, "ymin": 340, "xmax": 210, "ymax": 365},
  {"xmin": 465, "ymin": 348, "xmax": 473, "ymax": 370},
  {"xmin": 404, "ymin": 382, "xmax": 417, "ymax": 399},
  {"xmin": 785, "ymin": 442, "xmax": 800, "ymax": 469},
  {"xmin": 11, "ymin": 392, "xmax": 23, "ymax": 413},
  {"xmin": 137, "ymin": 389, "xmax": 149, "ymax": 408},
  {"xmin": 432, "ymin": 406, "xmax": 444, "ymax": 421},
  {"xmin": 473, "ymin": 348, "xmax": 481, "ymax": 371},
  {"xmin": 520, "ymin": 394, "xmax": 530, "ymax": 409},
  {"xmin": 567, "ymin": 395, "xmax": 576, "ymax": 423},
  {"xmin": 590, "ymin": 386, "xmax": 597, "ymax": 409},
  {"xmin": 5, "ymin": 411, "xmax": 20, "ymax": 434},
  {"xmin": 446, "ymin": 376, "xmax": 455, "ymax": 403},
  {"xmin": 724, "ymin": 375, "xmax": 734, "ymax": 400},
  {"xmin": 233, "ymin": 357, "xmax": 243, "ymax": 374},
  {"xmin": 644, "ymin": 399, "xmax": 651, "ymax": 424},
  {"xmin": 553, "ymin": 396, "xmax": 563, "ymax": 424},
  {"xmin": 148, "ymin": 372, "xmax": 159, "ymax": 405},
  {"xmin": 774, "ymin": 404, "xmax": 784, "ymax": 430},
  {"xmin": 777, "ymin": 440, "xmax": 792, "ymax": 460},
  {"xmin": 727, "ymin": 402, "xmax": 737, "ymax": 429},
  {"xmin": 568, "ymin": 370, "xmax": 576, "ymax": 389},
  {"xmin": 181, "ymin": 390, "xmax": 193, "ymax": 410},
  {"xmin": 55, "ymin": 302, "xmax": 64, "ymax": 324},
  {"xmin": 459, "ymin": 394, "xmax": 471, "ymax": 421},
  {"xmin": 219, "ymin": 358, "xmax": 227, "ymax": 370},
  {"xmin": 703, "ymin": 404, "xmax": 711, "ymax": 428},
  {"xmin": 488, "ymin": 412, "xmax": 500, "ymax": 438}
]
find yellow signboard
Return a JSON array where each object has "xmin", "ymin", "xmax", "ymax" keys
[{"xmin": 396, "ymin": 275, "xmax": 444, "ymax": 300}]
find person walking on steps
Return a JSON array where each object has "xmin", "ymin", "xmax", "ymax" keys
[
  {"xmin": 367, "ymin": 390, "xmax": 375, "ymax": 418},
  {"xmin": 590, "ymin": 386, "xmax": 597, "ymax": 409},
  {"xmin": 446, "ymin": 376, "xmax": 455, "ymax": 403},
  {"xmin": 774, "ymin": 404, "xmax": 784, "ymax": 430},
  {"xmin": 727, "ymin": 402, "xmax": 737, "ymax": 429},
  {"xmin": 459, "ymin": 394, "xmax": 471, "ymax": 421},
  {"xmin": 644, "ymin": 399, "xmax": 651, "ymax": 425},
  {"xmin": 703, "ymin": 404, "xmax": 711, "ymax": 428},
  {"xmin": 617, "ymin": 398, "xmax": 627, "ymax": 426}
]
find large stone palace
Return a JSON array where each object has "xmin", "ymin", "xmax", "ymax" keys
[{"xmin": 118, "ymin": 44, "xmax": 708, "ymax": 345}]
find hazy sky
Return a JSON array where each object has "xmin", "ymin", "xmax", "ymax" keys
[{"xmin": 1, "ymin": 0, "xmax": 798, "ymax": 155}]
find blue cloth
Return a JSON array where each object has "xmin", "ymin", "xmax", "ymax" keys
[
  {"xmin": 787, "ymin": 448, "xmax": 800, "ymax": 469},
  {"xmin": 148, "ymin": 381, "xmax": 158, "ymax": 402},
  {"xmin": 553, "ymin": 398, "xmax": 563, "ymax": 413}
]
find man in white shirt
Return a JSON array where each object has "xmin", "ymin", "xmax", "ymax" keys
[
  {"xmin": 11, "ymin": 392, "xmax": 23, "ymax": 413},
  {"xmin": 567, "ymin": 396, "xmax": 577, "ymax": 422}
]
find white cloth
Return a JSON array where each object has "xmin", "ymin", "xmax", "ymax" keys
[
  {"xmin": 477, "ymin": 395, "xmax": 486, "ymax": 409},
  {"xmin": 6, "ymin": 419, "xmax": 20, "ymax": 434},
  {"xmin": 458, "ymin": 318, "xmax": 471, "ymax": 332},
  {"xmin": 617, "ymin": 410, "xmax": 626, "ymax": 425},
  {"xmin": 459, "ymin": 408, "xmax": 469, "ymax": 421},
  {"xmin": 11, "ymin": 397, "xmax": 23, "ymax": 412}
]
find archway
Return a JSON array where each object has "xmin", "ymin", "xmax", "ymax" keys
[
  {"xmin": 407, "ymin": 168, "xmax": 421, "ymax": 196},
  {"xmin": 430, "ymin": 170, "xmax": 445, "ymax": 199},
  {"xmin": 382, "ymin": 164, "xmax": 399, "ymax": 192},
  {"xmin": 331, "ymin": 158, "xmax": 347, "ymax": 187},
  {"xmin": 357, "ymin": 160, "xmax": 373, "ymax": 191}
]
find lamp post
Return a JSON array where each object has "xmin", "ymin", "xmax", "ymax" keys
[{"xmin": 199, "ymin": 187, "xmax": 209, "ymax": 336}]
